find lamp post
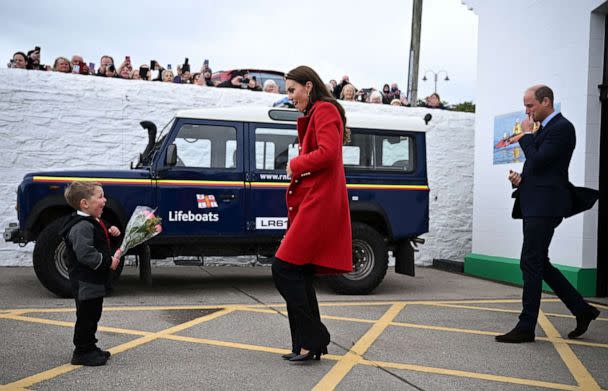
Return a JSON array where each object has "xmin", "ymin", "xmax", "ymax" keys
[{"xmin": 422, "ymin": 70, "xmax": 449, "ymax": 94}]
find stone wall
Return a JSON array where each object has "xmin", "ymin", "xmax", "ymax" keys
[{"xmin": 0, "ymin": 69, "xmax": 474, "ymax": 266}]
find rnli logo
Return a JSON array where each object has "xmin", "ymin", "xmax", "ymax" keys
[{"xmin": 197, "ymin": 194, "xmax": 218, "ymax": 209}]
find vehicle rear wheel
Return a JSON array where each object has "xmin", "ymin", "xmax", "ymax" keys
[
  {"xmin": 327, "ymin": 222, "xmax": 388, "ymax": 295},
  {"xmin": 33, "ymin": 218, "xmax": 124, "ymax": 298}
]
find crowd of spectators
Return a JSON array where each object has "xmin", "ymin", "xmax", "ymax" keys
[{"xmin": 8, "ymin": 47, "xmax": 448, "ymax": 109}]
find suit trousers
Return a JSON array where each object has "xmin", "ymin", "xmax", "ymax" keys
[
  {"xmin": 73, "ymin": 297, "xmax": 103, "ymax": 354},
  {"xmin": 271, "ymin": 258, "xmax": 330, "ymax": 353},
  {"xmin": 517, "ymin": 217, "xmax": 589, "ymax": 331}
]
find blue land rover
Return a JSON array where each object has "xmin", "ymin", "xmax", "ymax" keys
[{"xmin": 4, "ymin": 106, "xmax": 430, "ymax": 297}]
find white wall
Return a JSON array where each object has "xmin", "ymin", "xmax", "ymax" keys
[
  {"xmin": 467, "ymin": 0, "xmax": 603, "ymax": 268},
  {"xmin": 0, "ymin": 69, "xmax": 474, "ymax": 266}
]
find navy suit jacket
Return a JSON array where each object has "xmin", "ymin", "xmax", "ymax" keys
[{"xmin": 511, "ymin": 113, "xmax": 598, "ymax": 219}]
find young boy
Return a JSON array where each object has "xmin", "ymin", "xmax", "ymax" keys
[{"xmin": 61, "ymin": 181, "xmax": 121, "ymax": 366}]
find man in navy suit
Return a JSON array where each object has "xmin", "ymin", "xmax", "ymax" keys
[{"xmin": 496, "ymin": 85, "xmax": 600, "ymax": 343}]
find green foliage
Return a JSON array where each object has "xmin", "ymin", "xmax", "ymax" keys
[{"xmin": 452, "ymin": 101, "xmax": 476, "ymax": 113}]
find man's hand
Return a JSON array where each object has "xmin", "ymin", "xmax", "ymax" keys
[
  {"xmin": 521, "ymin": 115, "xmax": 539, "ymax": 134},
  {"xmin": 108, "ymin": 226, "xmax": 121, "ymax": 237},
  {"xmin": 286, "ymin": 161, "xmax": 293, "ymax": 178},
  {"xmin": 508, "ymin": 170, "xmax": 522, "ymax": 186},
  {"xmin": 110, "ymin": 255, "xmax": 120, "ymax": 271}
]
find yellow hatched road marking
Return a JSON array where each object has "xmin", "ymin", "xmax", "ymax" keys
[
  {"xmin": 1, "ymin": 308, "xmax": 235, "ymax": 389},
  {"xmin": 358, "ymin": 359, "xmax": 581, "ymax": 391},
  {"xmin": 312, "ymin": 303, "xmax": 406, "ymax": 391},
  {"xmin": 537, "ymin": 311, "xmax": 601, "ymax": 390}
]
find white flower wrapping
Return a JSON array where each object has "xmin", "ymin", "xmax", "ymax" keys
[{"xmin": 114, "ymin": 206, "xmax": 163, "ymax": 258}]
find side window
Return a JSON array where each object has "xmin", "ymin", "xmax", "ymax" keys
[
  {"xmin": 343, "ymin": 132, "xmax": 374, "ymax": 168},
  {"xmin": 255, "ymin": 127, "xmax": 298, "ymax": 170},
  {"xmin": 173, "ymin": 124, "xmax": 237, "ymax": 169},
  {"xmin": 342, "ymin": 130, "xmax": 415, "ymax": 171},
  {"xmin": 378, "ymin": 135, "xmax": 413, "ymax": 171}
]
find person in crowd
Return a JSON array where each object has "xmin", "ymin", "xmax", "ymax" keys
[
  {"xmin": 390, "ymin": 99, "xmax": 403, "ymax": 106},
  {"xmin": 369, "ymin": 90, "xmax": 383, "ymax": 104},
  {"xmin": 245, "ymin": 76, "xmax": 262, "ymax": 91},
  {"xmin": 339, "ymin": 83, "xmax": 356, "ymax": 101},
  {"xmin": 61, "ymin": 181, "xmax": 121, "ymax": 366},
  {"xmin": 192, "ymin": 73, "xmax": 206, "ymax": 86},
  {"xmin": 104, "ymin": 64, "xmax": 117, "ymax": 78},
  {"xmin": 273, "ymin": 65, "xmax": 352, "ymax": 362},
  {"xmin": 71, "ymin": 55, "xmax": 90, "ymax": 75},
  {"xmin": 332, "ymin": 75, "xmax": 350, "ymax": 99},
  {"xmin": 173, "ymin": 59, "xmax": 191, "ymax": 84},
  {"xmin": 217, "ymin": 73, "xmax": 245, "ymax": 88},
  {"xmin": 382, "ymin": 84, "xmax": 391, "ymax": 104},
  {"xmin": 389, "ymin": 83, "xmax": 402, "ymax": 101},
  {"xmin": 329, "ymin": 79, "xmax": 337, "ymax": 92},
  {"xmin": 11, "ymin": 52, "xmax": 27, "ymax": 69},
  {"xmin": 96, "ymin": 55, "xmax": 114, "ymax": 76},
  {"xmin": 26, "ymin": 47, "xmax": 46, "ymax": 70},
  {"xmin": 130, "ymin": 68, "xmax": 141, "ymax": 80},
  {"xmin": 400, "ymin": 94, "xmax": 410, "ymax": 107},
  {"xmin": 425, "ymin": 93, "xmax": 445, "ymax": 109},
  {"xmin": 496, "ymin": 85, "xmax": 600, "ymax": 343},
  {"xmin": 202, "ymin": 69, "xmax": 214, "ymax": 86},
  {"xmin": 263, "ymin": 79, "xmax": 280, "ymax": 93},
  {"xmin": 53, "ymin": 57, "xmax": 72, "ymax": 73},
  {"xmin": 118, "ymin": 64, "xmax": 132, "ymax": 79},
  {"xmin": 162, "ymin": 69, "xmax": 174, "ymax": 83}
]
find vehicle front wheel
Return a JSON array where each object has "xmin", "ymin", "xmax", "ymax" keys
[
  {"xmin": 33, "ymin": 218, "xmax": 123, "ymax": 298},
  {"xmin": 327, "ymin": 222, "xmax": 388, "ymax": 295}
]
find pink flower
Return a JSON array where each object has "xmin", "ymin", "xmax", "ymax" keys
[
  {"xmin": 143, "ymin": 210, "xmax": 156, "ymax": 218},
  {"xmin": 155, "ymin": 224, "xmax": 162, "ymax": 233}
]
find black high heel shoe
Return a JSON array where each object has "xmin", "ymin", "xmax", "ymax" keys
[{"xmin": 288, "ymin": 350, "xmax": 323, "ymax": 362}]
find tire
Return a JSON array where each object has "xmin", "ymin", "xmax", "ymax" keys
[
  {"xmin": 33, "ymin": 218, "xmax": 73, "ymax": 297},
  {"xmin": 327, "ymin": 222, "xmax": 388, "ymax": 295},
  {"xmin": 33, "ymin": 218, "xmax": 124, "ymax": 298}
]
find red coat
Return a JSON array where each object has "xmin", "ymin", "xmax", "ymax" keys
[{"xmin": 275, "ymin": 101, "xmax": 353, "ymax": 274}]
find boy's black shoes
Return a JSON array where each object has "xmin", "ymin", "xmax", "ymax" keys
[
  {"xmin": 96, "ymin": 347, "xmax": 111, "ymax": 359},
  {"xmin": 495, "ymin": 328, "xmax": 535, "ymax": 343},
  {"xmin": 568, "ymin": 306, "xmax": 601, "ymax": 339},
  {"xmin": 71, "ymin": 350, "xmax": 107, "ymax": 366}
]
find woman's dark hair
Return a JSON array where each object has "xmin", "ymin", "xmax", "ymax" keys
[
  {"xmin": 383, "ymin": 83, "xmax": 390, "ymax": 91},
  {"xmin": 13, "ymin": 51, "xmax": 26, "ymax": 61},
  {"xmin": 285, "ymin": 65, "xmax": 350, "ymax": 144}
]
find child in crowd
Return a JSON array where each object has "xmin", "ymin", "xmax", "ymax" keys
[{"xmin": 60, "ymin": 181, "xmax": 121, "ymax": 366}]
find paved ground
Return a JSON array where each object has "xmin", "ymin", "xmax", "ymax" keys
[{"xmin": 0, "ymin": 265, "xmax": 606, "ymax": 391}]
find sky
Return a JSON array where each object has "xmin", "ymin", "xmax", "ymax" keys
[{"xmin": 0, "ymin": 0, "xmax": 478, "ymax": 104}]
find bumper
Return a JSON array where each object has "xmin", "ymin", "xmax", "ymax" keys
[{"xmin": 3, "ymin": 223, "xmax": 25, "ymax": 243}]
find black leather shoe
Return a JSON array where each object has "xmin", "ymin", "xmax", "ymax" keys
[
  {"xmin": 71, "ymin": 350, "xmax": 107, "ymax": 366},
  {"xmin": 96, "ymin": 347, "xmax": 111, "ymax": 359},
  {"xmin": 495, "ymin": 328, "xmax": 535, "ymax": 343},
  {"xmin": 568, "ymin": 306, "xmax": 601, "ymax": 339},
  {"xmin": 281, "ymin": 352, "xmax": 298, "ymax": 360}
]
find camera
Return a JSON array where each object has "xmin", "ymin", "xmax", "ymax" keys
[
  {"xmin": 242, "ymin": 77, "xmax": 250, "ymax": 84},
  {"xmin": 182, "ymin": 57, "xmax": 190, "ymax": 73},
  {"xmin": 108, "ymin": 64, "xmax": 115, "ymax": 72}
]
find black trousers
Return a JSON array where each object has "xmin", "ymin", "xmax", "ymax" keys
[
  {"xmin": 73, "ymin": 297, "xmax": 103, "ymax": 354},
  {"xmin": 517, "ymin": 217, "xmax": 590, "ymax": 331},
  {"xmin": 271, "ymin": 258, "xmax": 330, "ymax": 353}
]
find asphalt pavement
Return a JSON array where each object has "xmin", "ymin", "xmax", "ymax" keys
[{"xmin": 0, "ymin": 265, "xmax": 606, "ymax": 391}]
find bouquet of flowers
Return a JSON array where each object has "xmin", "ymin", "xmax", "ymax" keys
[{"xmin": 114, "ymin": 206, "xmax": 162, "ymax": 258}]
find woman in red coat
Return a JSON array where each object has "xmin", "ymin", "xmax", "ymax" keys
[{"xmin": 272, "ymin": 65, "xmax": 352, "ymax": 362}]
